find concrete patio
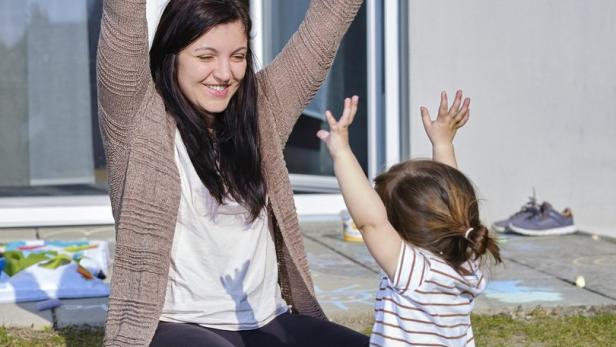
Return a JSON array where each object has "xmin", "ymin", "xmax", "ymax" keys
[{"xmin": 1, "ymin": 221, "xmax": 615, "ymax": 331}]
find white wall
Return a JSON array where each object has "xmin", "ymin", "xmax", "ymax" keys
[{"xmin": 408, "ymin": 1, "xmax": 616, "ymax": 236}]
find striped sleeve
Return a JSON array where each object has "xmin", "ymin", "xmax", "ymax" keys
[{"xmin": 389, "ymin": 242, "xmax": 430, "ymax": 293}]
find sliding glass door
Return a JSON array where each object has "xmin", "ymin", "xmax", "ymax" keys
[
  {"xmin": 253, "ymin": 0, "xmax": 384, "ymax": 192},
  {"xmin": 0, "ymin": 0, "xmax": 106, "ymax": 196},
  {"xmin": 0, "ymin": 0, "xmax": 409, "ymax": 226}
]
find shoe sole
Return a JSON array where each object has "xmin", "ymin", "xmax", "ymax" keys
[
  {"xmin": 492, "ymin": 224, "xmax": 508, "ymax": 233},
  {"xmin": 508, "ymin": 224, "xmax": 577, "ymax": 236}
]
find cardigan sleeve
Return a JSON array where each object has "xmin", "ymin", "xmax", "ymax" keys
[
  {"xmin": 256, "ymin": 0, "xmax": 364, "ymax": 146},
  {"xmin": 96, "ymin": 0, "xmax": 150, "ymax": 134}
]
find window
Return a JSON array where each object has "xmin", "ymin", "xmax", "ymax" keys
[
  {"xmin": 0, "ymin": 0, "xmax": 106, "ymax": 196},
  {"xmin": 263, "ymin": 0, "xmax": 369, "ymax": 191}
]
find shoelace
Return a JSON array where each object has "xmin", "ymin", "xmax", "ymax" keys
[
  {"xmin": 512, "ymin": 196, "xmax": 539, "ymax": 217},
  {"xmin": 526, "ymin": 202, "xmax": 552, "ymax": 220}
]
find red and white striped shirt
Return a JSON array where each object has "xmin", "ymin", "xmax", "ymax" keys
[{"xmin": 370, "ymin": 242, "xmax": 486, "ymax": 347}]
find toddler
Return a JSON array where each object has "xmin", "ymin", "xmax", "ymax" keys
[{"xmin": 317, "ymin": 91, "xmax": 501, "ymax": 346}]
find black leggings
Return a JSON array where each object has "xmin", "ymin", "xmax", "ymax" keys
[{"xmin": 150, "ymin": 312, "xmax": 369, "ymax": 347}]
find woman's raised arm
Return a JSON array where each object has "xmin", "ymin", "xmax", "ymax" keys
[
  {"xmin": 97, "ymin": 0, "xmax": 150, "ymax": 129},
  {"xmin": 257, "ymin": 0, "xmax": 363, "ymax": 146}
]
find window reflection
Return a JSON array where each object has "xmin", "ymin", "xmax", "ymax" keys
[
  {"xmin": 0, "ymin": 0, "xmax": 105, "ymax": 196},
  {"xmin": 268, "ymin": 0, "xmax": 368, "ymax": 177}
]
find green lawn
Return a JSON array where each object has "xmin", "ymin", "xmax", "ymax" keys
[
  {"xmin": 0, "ymin": 326, "xmax": 103, "ymax": 347},
  {"xmin": 473, "ymin": 313, "xmax": 616, "ymax": 347},
  {"xmin": 1, "ymin": 313, "xmax": 615, "ymax": 346}
]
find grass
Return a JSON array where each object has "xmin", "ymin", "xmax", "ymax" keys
[
  {"xmin": 1, "ymin": 313, "xmax": 615, "ymax": 346},
  {"xmin": 0, "ymin": 326, "xmax": 103, "ymax": 347},
  {"xmin": 472, "ymin": 313, "xmax": 616, "ymax": 347}
]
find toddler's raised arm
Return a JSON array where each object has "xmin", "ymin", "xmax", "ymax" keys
[{"xmin": 317, "ymin": 97, "xmax": 402, "ymax": 278}]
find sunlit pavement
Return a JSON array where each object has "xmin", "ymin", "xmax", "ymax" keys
[{"xmin": 1, "ymin": 222, "xmax": 615, "ymax": 330}]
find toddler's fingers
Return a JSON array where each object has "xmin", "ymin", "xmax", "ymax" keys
[
  {"xmin": 448, "ymin": 90, "xmax": 462, "ymax": 115},
  {"xmin": 325, "ymin": 110, "xmax": 337, "ymax": 129},
  {"xmin": 420, "ymin": 106, "xmax": 432, "ymax": 132},
  {"xmin": 316, "ymin": 129, "xmax": 330, "ymax": 141},
  {"xmin": 454, "ymin": 98, "xmax": 470, "ymax": 123},
  {"xmin": 439, "ymin": 91, "xmax": 448, "ymax": 115},
  {"xmin": 340, "ymin": 98, "xmax": 353, "ymax": 125},
  {"xmin": 348, "ymin": 95, "xmax": 359, "ymax": 124},
  {"xmin": 457, "ymin": 109, "xmax": 470, "ymax": 128}
]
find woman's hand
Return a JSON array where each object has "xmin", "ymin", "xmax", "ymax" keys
[
  {"xmin": 316, "ymin": 96, "xmax": 359, "ymax": 159},
  {"xmin": 420, "ymin": 90, "xmax": 470, "ymax": 147}
]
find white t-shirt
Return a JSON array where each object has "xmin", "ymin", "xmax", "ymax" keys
[
  {"xmin": 160, "ymin": 130, "xmax": 288, "ymax": 330},
  {"xmin": 370, "ymin": 242, "xmax": 486, "ymax": 347}
]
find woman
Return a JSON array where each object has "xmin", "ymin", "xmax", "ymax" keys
[{"xmin": 97, "ymin": 0, "xmax": 366, "ymax": 346}]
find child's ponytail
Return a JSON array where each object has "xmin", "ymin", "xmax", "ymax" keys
[
  {"xmin": 466, "ymin": 225, "xmax": 502, "ymax": 264},
  {"xmin": 375, "ymin": 159, "xmax": 503, "ymax": 273}
]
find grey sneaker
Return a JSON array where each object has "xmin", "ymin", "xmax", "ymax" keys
[
  {"xmin": 492, "ymin": 197, "xmax": 540, "ymax": 232},
  {"xmin": 508, "ymin": 203, "xmax": 576, "ymax": 236}
]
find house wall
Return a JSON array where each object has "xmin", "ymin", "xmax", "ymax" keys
[{"xmin": 407, "ymin": 0, "xmax": 616, "ymax": 235}]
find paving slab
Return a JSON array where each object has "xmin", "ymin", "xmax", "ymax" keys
[
  {"xmin": 55, "ymin": 297, "xmax": 108, "ymax": 328},
  {"xmin": 499, "ymin": 232, "xmax": 616, "ymax": 301},
  {"xmin": 0, "ymin": 228, "xmax": 38, "ymax": 242},
  {"xmin": 302, "ymin": 235, "xmax": 378, "ymax": 321},
  {"xmin": 3, "ymin": 221, "xmax": 616, "ymax": 330},
  {"xmin": 302, "ymin": 221, "xmax": 379, "ymax": 273},
  {"xmin": 37, "ymin": 225, "xmax": 115, "ymax": 241},
  {"xmin": 301, "ymin": 221, "xmax": 616, "ymax": 316},
  {"xmin": 0, "ymin": 301, "xmax": 53, "ymax": 329},
  {"xmin": 475, "ymin": 260, "xmax": 616, "ymax": 314}
]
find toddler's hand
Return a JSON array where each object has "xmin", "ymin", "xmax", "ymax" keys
[
  {"xmin": 316, "ymin": 96, "xmax": 359, "ymax": 159},
  {"xmin": 421, "ymin": 90, "xmax": 470, "ymax": 146}
]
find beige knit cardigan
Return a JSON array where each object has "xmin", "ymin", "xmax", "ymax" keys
[{"xmin": 97, "ymin": 0, "xmax": 363, "ymax": 345}]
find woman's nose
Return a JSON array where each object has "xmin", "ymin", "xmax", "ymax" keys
[{"xmin": 213, "ymin": 59, "xmax": 231, "ymax": 82}]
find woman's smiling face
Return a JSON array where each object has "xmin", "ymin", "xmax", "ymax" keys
[{"xmin": 176, "ymin": 20, "xmax": 248, "ymax": 116}]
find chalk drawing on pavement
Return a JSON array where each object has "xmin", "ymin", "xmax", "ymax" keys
[
  {"xmin": 315, "ymin": 285, "xmax": 375, "ymax": 310},
  {"xmin": 484, "ymin": 280, "xmax": 562, "ymax": 304},
  {"xmin": 573, "ymin": 255, "xmax": 616, "ymax": 266}
]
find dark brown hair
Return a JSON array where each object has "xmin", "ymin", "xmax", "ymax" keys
[
  {"xmin": 374, "ymin": 160, "xmax": 501, "ymax": 272},
  {"xmin": 150, "ymin": 0, "xmax": 265, "ymax": 222}
]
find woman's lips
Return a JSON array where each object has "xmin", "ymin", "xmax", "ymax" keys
[{"xmin": 205, "ymin": 84, "xmax": 229, "ymax": 97}]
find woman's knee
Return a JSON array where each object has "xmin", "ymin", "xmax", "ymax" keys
[
  {"xmin": 268, "ymin": 314, "xmax": 369, "ymax": 347},
  {"xmin": 150, "ymin": 322, "xmax": 235, "ymax": 347}
]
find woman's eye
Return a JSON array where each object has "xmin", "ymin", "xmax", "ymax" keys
[
  {"xmin": 199, "ymin": 56, "xmax": 214, "ymax": 61},
  {"xmin": 232, "ymin": 55, "xmax": 246, "ymax": 61}
]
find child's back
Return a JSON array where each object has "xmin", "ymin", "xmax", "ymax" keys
[{"xmin": 372, "ymin": 244, "xmax": 484, "ymax": 346}]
